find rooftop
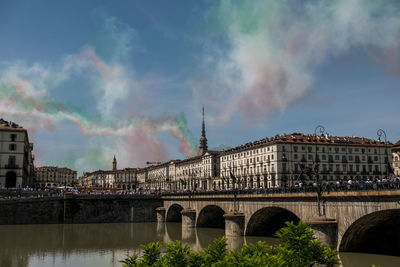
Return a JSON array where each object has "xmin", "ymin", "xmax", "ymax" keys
[
  {"xmin": 223, "ymin": 132, "xmax": 393, "ymax": 154},
  {"xmin": 0, "ymin": 118, "xmax": 25, "ymax": 130}
]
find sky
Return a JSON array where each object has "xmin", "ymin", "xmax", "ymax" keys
[{"xmin": 0, "ymin": 0, "xmax": 399, "ymax": 175}]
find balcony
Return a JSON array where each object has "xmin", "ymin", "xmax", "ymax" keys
[
  {"xmin": 373, "ymin": 171, "xmax": 381, "ymax": 175},
  {"xmin": 5, "ymin": 164, "xmax": 19, "ymax": 169}
]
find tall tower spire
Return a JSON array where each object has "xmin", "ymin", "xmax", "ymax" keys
[
  {"xmin": 112, "ymin": 155, "xmax": 117, "ymax": 171},
  {"xmin": 199, "ymin": 105, "xmax": 208, "ymax": 155}
]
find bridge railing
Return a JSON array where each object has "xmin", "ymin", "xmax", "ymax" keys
[{"xmin": 161, "ymin": 182, "xmax": 400, "ymax": 196}]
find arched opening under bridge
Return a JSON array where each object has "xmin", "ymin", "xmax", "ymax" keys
[
  {"xmin": 196, "ymin": 205, "xmax": 225, "ymax": 229},
  {"xmin": 166, "ymin": 204, "xmax": 184, "ymax": 222},
  {"xmin": 340, "ymin": 209, "xmax": 400, "ymax": 256},
  {"xmin": 246, "ymin": 207, "xmax": 300, "ymax": 236}
]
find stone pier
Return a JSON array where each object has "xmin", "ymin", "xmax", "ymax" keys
[
  {"xmin": 307, "ymin": 216, "xmax": 338, "ymax": 249},
  {"xmin": 224, "ymin": 212, "xmax": 245, "ymax": 237},
  {"xmin": 181, "ymin": 209, "xmax": 196, "ymax": 228},
  {"xmin": 155, "ymin": 207, "xmax": 166, "ymax": 223}
]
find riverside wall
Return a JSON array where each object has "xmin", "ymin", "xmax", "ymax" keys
[{"xmin": 0, "ymin": 195, "xmax": 163, "ymax": 224}]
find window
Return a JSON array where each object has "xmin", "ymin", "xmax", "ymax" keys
[
  {"xmin": 9, "ymin": 144, "xmax": 16, "ymax": 151},
  {"xmin": 335, "ymin": 155, "xmax": 339, "ymax": 160},
  {"xmin": 8, "ymin": 156, "xmax": 16, "ymax": 166},
  {"xmin": 308, "ymin": 154, "xmax": 313, "ymax": 160},
  {"xmin": 294, "ymin": 154, "xmax": 298, "ymax": 159},
  {"xmin": 322, "ymin": 155, "xmax": 326, "ymax": 160},
  {"xmin": 294, "ymin": 146, "xmax": 298, "ymax": 152},
  {"xmin": 10, "ymin": 134, "xmax": 16, "ymax": 141}
]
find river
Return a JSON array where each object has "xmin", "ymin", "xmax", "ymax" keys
[{"xmin": 0, "ymin": 223, "xmax": 399, "ymax": 267}]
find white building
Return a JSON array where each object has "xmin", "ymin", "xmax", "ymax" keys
[
  {"xmin": 219, "ymin": 133, "xmax": 393, "ymax": 189},
  {"xmin": 0, "ymin": 119, "xmax": 35, "ymax": 188},
  {"xmin": 80, "ymin": 157, "xmax": 138, "ymax": 190},
  {"xmin": 35, "ymin": 166, "xmax": 77, "ymax": 187}
]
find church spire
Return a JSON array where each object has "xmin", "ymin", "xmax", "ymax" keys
[
  {"xmin": 112, "ymin": 155, "xmax": 117, "ymax": 171},
  {"xmin": 199, "ymin": 105, "xmax": 208, "ymax": 155}
]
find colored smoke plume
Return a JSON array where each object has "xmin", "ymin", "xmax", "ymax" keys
[{"xmin": 195, "ymin": 0, "xmax": 400, "ymax": 123}]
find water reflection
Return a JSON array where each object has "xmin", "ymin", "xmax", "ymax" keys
[{"xmin": 0, "ymin": 223, "xmax": 399, "ymax": 267}]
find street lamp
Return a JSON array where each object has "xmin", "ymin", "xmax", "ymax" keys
[
  {"xmin": 314, "ymin": 125, "xmax": 326, "ymax": 217},
  {"xmin": 377, "ymin": 129, "xmax": 387, "ymax": 142},
  {"xmin": 377, "ymin": 129, "xmax": 389, "ymax": 178}
]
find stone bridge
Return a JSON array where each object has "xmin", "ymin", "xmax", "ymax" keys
[{"xmin": 158, "ymin": 190, "xmax": 400, "ymax": 256}]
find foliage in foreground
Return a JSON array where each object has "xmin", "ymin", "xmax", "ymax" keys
[{"xmin": 121, "ymin": 221, "xmax": 339, "ymax": 267}]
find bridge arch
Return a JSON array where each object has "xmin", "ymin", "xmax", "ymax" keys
[
  {"xmin": 339, "ymin": 209, "xmax": 400, "ymax": 256},
  {"xmin": 246, "ymin": 207, "xmax": 300, "ymax": 236},
  {"xmin": 166, "ymin": 204, "xmax": 184, "ymax": 222},
  {"xmin": 196, "ymin": 205, "xmax": 225, "ymax": 229}
]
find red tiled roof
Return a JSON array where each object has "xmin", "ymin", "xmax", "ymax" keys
[{"xmin": 222, "ymin": 132, "xmax": 392, "ymax": 154}]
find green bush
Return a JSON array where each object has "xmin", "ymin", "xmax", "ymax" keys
[{"xmin": 121, "ymin": 221, "xmax": 339, "ymax": 267}]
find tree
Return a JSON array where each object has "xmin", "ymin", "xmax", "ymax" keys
[{"xmin": 121, "ymin": 221, "xmax": 339, "ymax": 267}]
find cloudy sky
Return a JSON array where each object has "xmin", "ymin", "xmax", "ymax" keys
[{"xmin": 0, "ymin": 0, "xmax": 399, "ymax": 175}]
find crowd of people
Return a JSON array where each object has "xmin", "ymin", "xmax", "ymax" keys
[{"xmin": 1, "ymin": 175, "xmax": 400, "ymax": 200}]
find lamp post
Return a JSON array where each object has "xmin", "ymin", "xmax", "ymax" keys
[
  {"xmin": 314, "ymin": 125, "xmax": 325, "ymax": 216},
  {"xmin": 377, "ymin": 129, "xmax": 389, "ymax": 178}
]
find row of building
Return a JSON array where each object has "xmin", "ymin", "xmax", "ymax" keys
[
  {"xmin": 79, "ymin": 111, "xmax": 400, "ymax": 191},
  {"xmin": 1, "ymin": 116, "xmax": 399, "ymax": 190}
]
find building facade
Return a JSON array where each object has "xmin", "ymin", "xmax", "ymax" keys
[
  {"xmin": 78, "ymin": 109, "xmax": 397, "ymax": 191},
  {"xmin": 80, "ymin": 157, "xmax": 137, "ymax": 190},
  {"xmin": 0, "ymin": 119, "xmax": 35, "ymax": 188},
  {"xmin": 34, "ymin": 166, "xmax": 77, "ymax": 187},
  {"xmin": 392, "ymin": 141, "xmax": 400, "ymax": 176},
  {"xmin": 218, "ymin": 133, "xmax": 393, "ymax": 189}
]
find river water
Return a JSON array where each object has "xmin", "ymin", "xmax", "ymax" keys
[{"xmin": 0, "ymin": 223, "xmax": 399, "ymax": 267}]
